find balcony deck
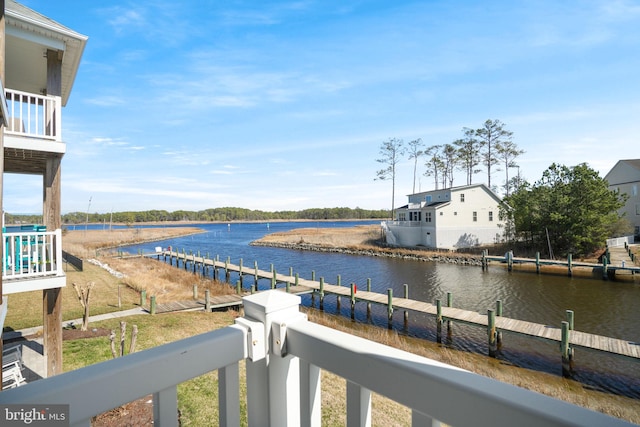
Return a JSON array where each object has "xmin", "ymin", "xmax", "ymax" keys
[
  {"xmin": 2, "ymin": 229, "xmax": 65, "ymax": 294},
  {"xmin": 3, "ymin": 88, "xmax": 65, "ymax": 175},
  {"xmin": 0, "ymin": 291, "xmax": 633, "ymax": 427}
]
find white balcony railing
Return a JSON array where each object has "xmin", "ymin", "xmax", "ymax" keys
[
  {"xmin": 4, "ymin": 88, "xmax": 62, "ymax": 141},
  {"xmin": 2, "ymin": 229, "xmax": 64, "ymax": 282},
  {"xmin": 0, "ymin": 291, "xmax": 632, "ymax": 427}
]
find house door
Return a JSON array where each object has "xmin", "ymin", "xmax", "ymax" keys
[{"xmin": 425, "ymin": 232, "xmax": 432, "ymax": 247}]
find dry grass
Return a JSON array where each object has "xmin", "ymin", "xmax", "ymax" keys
[{"xmin": 63, "ymin": 227, "xmax": 204, "ymax": 258}]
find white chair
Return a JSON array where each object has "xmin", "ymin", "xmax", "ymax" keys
[
  {"xmin": 2, "ymin": 345, "xmax": 23, "ymax": 371},
  {"xmin": 2, "ymin": 365, "xmax": 26, "ymax": 388}
]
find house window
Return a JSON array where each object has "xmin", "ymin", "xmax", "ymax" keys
[
  {"xmin": 425, "ymin": 212, "xmax": 432, "ymax": 223},
  {"xmin": 418, "ymin": 212, "xmax": 422, "ymax": 221},
  {"xmin": 398, "ymin": 212, "xmax": 406, "ymax": 221},
  {"xmin": 454, "ymin": 212, "xmax": 457, "ymax": 216},
  {"xmin": 489, "ymin": 211, "xmax": 493, "ymax": 221},
  {"xmin": 473, "ymin": 211, "xmax": 477, "ymax": 222},
  {"xmin": 634, "ymin": 185, "xmax": 638, "ymax": 197},
  {"xmin": 440, "ymin": 212, "xmax": 443, "ymax": 216},
  {"xmin": 460, "ymin": 193, "xmax": 465, "ymax": 202},
  {"xmin": 425, "ymin": 195, "xmax": 432, "ymax": 203}
]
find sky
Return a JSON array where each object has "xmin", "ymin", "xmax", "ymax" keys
[{"xmin": 5, "ymin": 0, "xmax": 640, "ymax": 215}]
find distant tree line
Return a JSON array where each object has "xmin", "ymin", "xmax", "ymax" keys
[{"xmin": 5, "ymin": 207, "xmax": 390, "ymax": 226}]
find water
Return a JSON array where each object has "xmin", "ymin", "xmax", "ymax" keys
[{"xmin": 110, "ymin": 221, "xmax": 640, "ymax": 398}]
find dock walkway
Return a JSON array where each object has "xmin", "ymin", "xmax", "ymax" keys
[{"xmin": 158, "ymin": 251, "xmax": 640, "ymax": 362}]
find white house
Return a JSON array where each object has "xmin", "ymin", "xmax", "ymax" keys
[
  {"xmin": 384, "ymin": 184, "xmax": 506, "ymax": 250},
  {"xmin": 605, "ymin": 159, "xmax": 640, "ymax": 239}
]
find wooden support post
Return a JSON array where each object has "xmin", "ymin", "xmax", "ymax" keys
[
  {"xmin": 311, "ymin": 270, "xmax": 316, "ymax": 281},
  {"xmin": 481, "ymin": 250, "xmax": 487, "ymax": 271},
  {"xmin": 507, "ymin": 251, "xmax": 513, "ymax": 272},
  {"xmin": 602, "ymin": 257, "xmax": 608, "ymax": 280},
  {"xmin": 337, "ymin": 274, "xmax": 341, "ymax": 287},
  {"xmin": 446, "ymin": 292, "xmax": 453, "ymax": 339},
  {"xmin": 567, "ymin": 254, "xmax": 573, "ymax": 277},
  {"xmin": 193, "ymin": 284, "xmax": 198, "ymax": 300},
  {"xmin": 350, "ymin": 283, "xmax": 356, "ymax": 320},
  {"xmin": 272, "ymin": 268, "xmax": 277, "ymax": 289},
  {"xmin": 387, "ymin": 288, "xmax": 393, "ymax": 330},
  {"xmin": 236, "ymin": 280, "xmax": 241, "ymax": 295},
  {"xmin": 150, "ymin": 296, "xmax": 156, "ymax": 315},
  {"xmin": 319, "ymin": 277, "xmax": 325, "ymax": 311},
  {"xmin": 561, "ymin": 321, "xmax": 573, "ymax": 377},
  {"xmin": 238, "ymin": 258, "xmax": 244, "ymax": 284},
  {"xmin": 566, "ymin": 310, "xmax": 574, "ymax": 330},
  {"xmin": 286, "ymin": 279, "xmax": 291, "ymax": 293},
  {"xmin": 366, "ymin": 278, "xmax": 372, "ymax": 320},
  {"xmin": 488, "ymin": 309, "xmax": 497, "ymax": 357},
  {"xmin": 403, "ymin": 284, "xmax": 409, "ymax": 328},
  {"xmin": 225, "ymin": 257, "xmax": 230, "ymax": 282},
  {"xmin": 436, "ymin": 299, "xmax": 443, "ymax": 343},
  {"xmin": 289, "ymin": 266, "xmax": 293, "ymax": 277},
  {"xmin": 496, "ymin": 301, "xmax": 503, "ymax": 350},
  {"xmin": 254, "ymin": 261, "xmax": 259, "ymax": 287},
  {"xmin": 535, "ymin": 252, "xmax": 541, "ymax": 274},
  {"xmin": 496, "ymin": 300, "xmax": 503, "ymax": 317},
  {"xmin": 140, "ymin": 290, "xmax": 147, "ymax": 306},
  {"xmin": 295, "ymin": 273, "xmax": 299, "ymax": 287},
  {"xmin": 205, "ymin": 290, "xmax": 211, "ymax": 311}
]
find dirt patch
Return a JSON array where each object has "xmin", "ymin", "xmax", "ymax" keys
[
  {"xmin": 92, "ymin": 395, "xmax": 154, "ymax": 427},
  {"xmin": 63, "ymin": 327, "xmax": 112, "ymax": 341}
]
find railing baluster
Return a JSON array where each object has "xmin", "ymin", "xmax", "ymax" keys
[
  {"xmin": 300, "ymin": 360, "xmax": 321, "ymax": 427},
  {"xmin": 153, "ymin": 386, "xmax": 179, "ymax": 426},
  {"xmin": 346, "ymin": 380, "xmax": 371, "ymax": 427},
  {"xmin": 219, "ymin": 363, "xmax": 241, "ymax": 427},
  {"xmin": 411, "ymin": 411, "xmax": 442, "ymax": 427}
]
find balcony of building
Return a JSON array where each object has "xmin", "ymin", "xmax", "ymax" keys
[
  {"xmin": 3, "ymin": 88, "xmax": 64, "ymax": 175},
  {"xmin": 0, "ymin": 291, "xmax": 630, "ymax": 427},
  {"xmin": 2, "ymin": 227, "xmax": 64, "ymax": 294}
]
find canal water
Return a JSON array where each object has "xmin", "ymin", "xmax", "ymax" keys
[{"xmin": 108, "ymin": 221, "xmax": 640, "ymax": 398}]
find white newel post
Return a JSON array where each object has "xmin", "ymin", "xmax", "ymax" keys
[{"xmin": 239, "ymin": 291, "xmax": 308, "ymax": 427}]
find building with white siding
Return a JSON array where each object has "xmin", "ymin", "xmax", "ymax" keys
[{"xmin": 384, "ymin": 184, "xmax": 506, "ymax": 250}]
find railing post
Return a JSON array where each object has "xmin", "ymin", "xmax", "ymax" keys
[{"xmin": 241, "ymin": 291, "xmax": 306, "ymax": 426}]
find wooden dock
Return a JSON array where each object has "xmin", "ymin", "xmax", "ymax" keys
[
  {"xmin": 481, "ymin": 249, "xmax": 639, "ymax": 279},
  {"xmin": 153, "ymin": 250, "xmax": 639, "ymax": 375}
]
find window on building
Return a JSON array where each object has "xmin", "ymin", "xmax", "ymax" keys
[
  {"xmin": 460, "ymin": 193, "xmax": 465, "ymax": 202},
  {"xmin": 425, "ymin": 212, "xmax": 431, "ymax": 223},
  {"xmin": 489, "ymin": 211, "xmax": 493, "ymax": 221},
  {"xmin": 425, "ymin": 195, "xmax": 432, "ymax": 203},
  {"xmin": 418, "ymin": 212, "xmax": 422, "ymax": 221},
  {"xmin": 634, "ymin": 185, "xmax": 638, "ymax": 197},
  {"xmin": 398, "ymin": 212, "xmax": 406, "ymax": 221},
  {"xmin": 473, "ymin": 211, "xmax": 477, "ymax": 222}
]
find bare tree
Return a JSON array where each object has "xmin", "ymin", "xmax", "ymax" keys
[
  {"xmin": 454, "ymin": 127, "xmax": 483, "ymax": 185},
  {"xmin": 375, "ymin": 137, "xmax": 406, "ymax": 219},
  {"xmin": 441, "ymin": 143, "xmax": 459, "ymax": 189},
  {"xmin": 407, "ymin": 138, "xmax": 424, "ymax": 193},
  {"xmin": 424, "ymin": 145, "xmax": 444, "ymax": 190},
  {"xmin": 475, "ymin": 119, "xmax": 513, "ymax": 189},
  {"xmin": 496, "ymin": 139, "xmax": 525, "ymax": 196},
  {"xmin": 72, "ymin": 282, "xmax": 94, "ymax": 331}
]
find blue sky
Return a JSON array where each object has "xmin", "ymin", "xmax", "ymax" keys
[{"xmin": 6, "ymin": 1, "xmax": 640, "ymax": 214}]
